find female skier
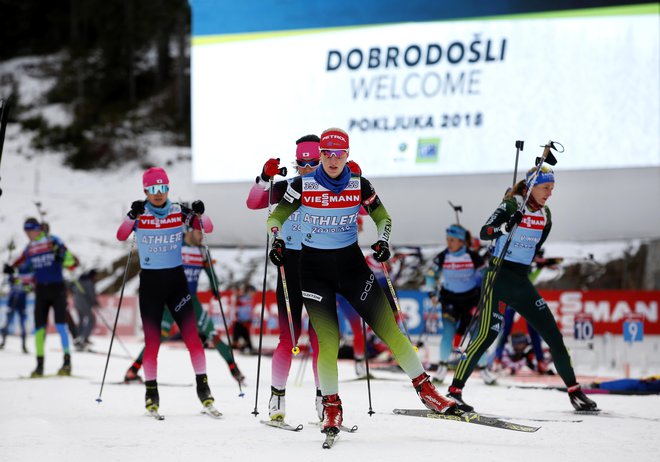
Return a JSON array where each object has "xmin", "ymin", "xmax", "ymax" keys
[
  {"xmin": 116, "ymin": 167, "xmax": 216, "ymax": 413},
  {"xmin": 425, "ymin": 224, "xmax": 494, "ymax": 384},
  {"xmin": 266, "ymin": 127, "xmax": 457, "ymax": 436},
  {"xmin": 246, "ymin": 135, "xmax": 322, "ymax": 423},
  {"xmin": 447, "ymin": 165, "xmax": 598, "ymax": 412}
]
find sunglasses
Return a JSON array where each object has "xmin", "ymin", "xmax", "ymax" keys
[
  {"xmin": 321, "ymin": 149, "xmax": 348, "ymax": 158},
  {"xmin": 145, "ymin": 184, "xmax": 170, "ymax": 194},
  {"xmin": 296, "ymin": 159, "xmax": 320, "ymax": 168}
]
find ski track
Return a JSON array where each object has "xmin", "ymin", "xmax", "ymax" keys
[{"xmin": 0, "ymin": 337, "xmax": 658, "ymax": 462}]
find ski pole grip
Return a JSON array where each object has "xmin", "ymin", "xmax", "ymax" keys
[{"xmin": 278, "ymin": 166, "xmax": 288, "ymax": 177}]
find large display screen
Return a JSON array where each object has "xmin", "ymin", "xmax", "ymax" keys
[{"xmin": 191, "ymin": 2, "xmax": 659, "ymax": 183}]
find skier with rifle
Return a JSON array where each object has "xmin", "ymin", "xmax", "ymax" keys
[{"xmin": 447, "ymin": 162, "xmax": 598, "ymax": 413}]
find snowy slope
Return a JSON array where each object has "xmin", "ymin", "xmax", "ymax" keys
[{"xmin": 0, "ymin": 338, "xmax": 658, "ymax": 462}]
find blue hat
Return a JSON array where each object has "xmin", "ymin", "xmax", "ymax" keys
[
  {"xmin": 526, "ymin": 166, "xmax": 555, "ymax": 187},
  {"xmin": 446, "ymin": 224, "xmax": 467, "ymax": 241},
  {"xmin": 23, "ymin": 218, "xmax": 41, "ymax": 231}
]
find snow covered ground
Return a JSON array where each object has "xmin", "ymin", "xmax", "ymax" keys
[
  {"xmin": 2, "ymin": 54, "xmax": 658, "ymax": 462},
  {"xmin": 0, "ymin": 336, "xmax": 658, "ymax": 462}
]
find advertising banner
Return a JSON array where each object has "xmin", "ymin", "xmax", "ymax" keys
[{"xmin": 191, "ymin": 6, "xmax": 659, "ymax": 183}]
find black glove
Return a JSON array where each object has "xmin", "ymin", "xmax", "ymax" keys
[
  {"xmin": 269, "ymin": 238, "xmax": 286, "ymax": 266},
  {"xmin": 128, "ymin": 200, "xmax": 146, "ymax": 219},
  {"xmin": 505, "ymin": 210, "xmax": 524, "ymax": 232},
  {"xmin": 371, "ymin": 240, "xmax": 391, "ymax": 262},
  {"xmin": 192, "ymin": 200, "xmax": 205, "ymax": 214},
  {"xmin": 3, "ymin": 263, "xmax": 14, "ymax": 275}
]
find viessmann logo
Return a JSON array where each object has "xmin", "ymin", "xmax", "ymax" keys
[
  {"xmin": 519, "ymin": 215, "xmax": 545, "ymax": 230},
  {"xmin": 302, "ymin": 192, "xmax": 360, "ymax": 208},
  {"xmin": 139, "ymin": 213, "xmax": 182, "ymax": 229}
]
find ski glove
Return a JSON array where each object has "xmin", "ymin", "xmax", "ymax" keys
[
  {"xmin": 128, "ymin": 200, "xmax": 146, "ymax": 219},
  {"xmin": 269, "ymin": 238, "xmax": 286, "ymax": 266},
  {"xmin": 260, "ymin": 158, "xmax": 281, "ymax": 182},
  {"xmin": 371, "ymin": 240, "xmax": 391, "ymax": 262},
  {"xmin": 501, "ymin": 210, "xmax": 524, "ymax": 233},
  {"xmin": 192, "ymin": 200, "xmax": 205, "ymax": 214},
  {"xmin": 3, "ymin": 263, "xmax": 14, "ymax": 275}
]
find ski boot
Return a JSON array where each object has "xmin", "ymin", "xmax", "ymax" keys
[
  {"xmin": 447, "ymin": 385, "xmax": 473, "ymax": 412},
  {"xmin": 21, "ymin": 336, "xmax": 28, "ymax": 354},
  {"xmin": 537, "ymin": 360, "xmax": 555, "ymax": 375},
  {"xmin": 479, "ymin": 367, "xmax": 497, "ymax": 385},
  {"xmin": 229, "ymin": 363, "xmax": 246, "ymax": 385},
  {"xmin": 124, "ymin": 364, "xmax": 143, "ymax": 383},
  {"xmin": 145, "ymin": 380, "xmax": 160, "ymax": 411},
  {"xmin": 57, "ymin": 353, "xmax": 71, "ymax": 376},
  {"xmin": 321, "ymin": 393, "xmax": 343, "ymax": 433},
  {"xmin": 568, "ymin": 384, "xmax": 599, "ymax": 411},
  {"xmin": 315, "ymin": 388, "xmax": 323, "ymax": 422},
  {"xmin": 196, "ymin": 374, "xmax": 215, "ymax": 407},
  {"xmin": 354, "ymin": 356, "xmax": 367, "ymax": 378},
  {"xmin": 412, "ymin": 373, "xmax": 457, "ymax": 414},
  {"xmin": 432, "ymin": 362, "xmax": 448, "ymax": 384},
  {"xmin": 0, "ymin": 335, "xmax": 5, "ymax": 349},
  {"xmin": 31, "ymin": 357, "xmax": 45, "ymax": 378},
  {"xmin": 268, "ymin": 386, "xmax": 286, "ymax": 421}
]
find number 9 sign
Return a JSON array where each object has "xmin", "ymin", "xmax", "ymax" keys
[{"xmin": 623, "ymin": 314, "xmax": 644, "ymax": 343}]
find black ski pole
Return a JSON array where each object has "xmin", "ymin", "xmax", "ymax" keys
[
  {"xmin": 96, "ymin": 236, "xmax": 135, "ymax": 403},
  {"xmin": 252, "ymin": 180, "xmax": 273, "ymax": 416},
  {"xmin": 455, "ymin": 141, "xmax": 560, "ymax": 359},
  {"xmin": 362, "ymin": 320, "xmax": 375, "ymax": 416},
  {"xmin": 251, "ymin": 165, "xmax": 287, "ymax": 416},
  {"xmin": 381, "ymin": 263, "xmax": 416, "ymax": 351},
  {"xmin": 0, "ymin": 98, "xmax": 10, "ymax": 197},
  {"xmin": 197, "ymin": 214, "xmax": 244, "ymax": 398}
]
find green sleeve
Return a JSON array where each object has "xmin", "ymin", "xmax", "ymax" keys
[
  {"xmin": 266, "ymin": 198, "xmax": 299, "ymax": 239},
  {"xmin": 63, "ymin": 250, "xmax": 77, "ymax": 269},
  {"xmin": 480, "ymin": 198, "xmax": 516, "ymax": 241},
  {"xmin": 203, "ymin": 257, "xmax": 220, "ymax": 295},
  {"xmin": 265, "ymin": 177, "xmax": 302, "ymax": 239},
  {"xmin": 368, "ymin": 203, "xmax": 392, "ymax": 243}
]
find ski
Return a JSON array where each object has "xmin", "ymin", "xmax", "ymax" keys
[
  {"xmin": 260, "ymin": 419, "xmax": 303, "ymax": 432},
  {"xmin": 21, "ymin": 374, "xmax": 89, "ymax": 380},
  {"xmin": 308, "ymin": 421, "xmax": 358, "ymax": 433},
  {"xmin": 340, "ymin": 375, "xmax": 401, "ymax": 383},
  {"xmin": 393, "ymin": 408, "xmax": 540, "ymax": 433},
  {"xmin": 147, "ymin": 409, "xmax": 165, "ymax": 420},
  {"xmin": 481, "ymin": 413, "xmax": 583, "ymax": 423},
  {"xmin": 91, "ymin": 381, "xmax": 192, "ymax": 388},
  {"xmin": 201, "ymin": 403, "xmax": 223, "ymax": 419},
  {"xmin": 322, "ymin": 429, "xmax": 339, "ymax": 449}
]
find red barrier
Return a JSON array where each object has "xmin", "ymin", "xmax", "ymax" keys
[{"xmin": 512, "ymin": 290, "xmax": 660, "ymax": 336}]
